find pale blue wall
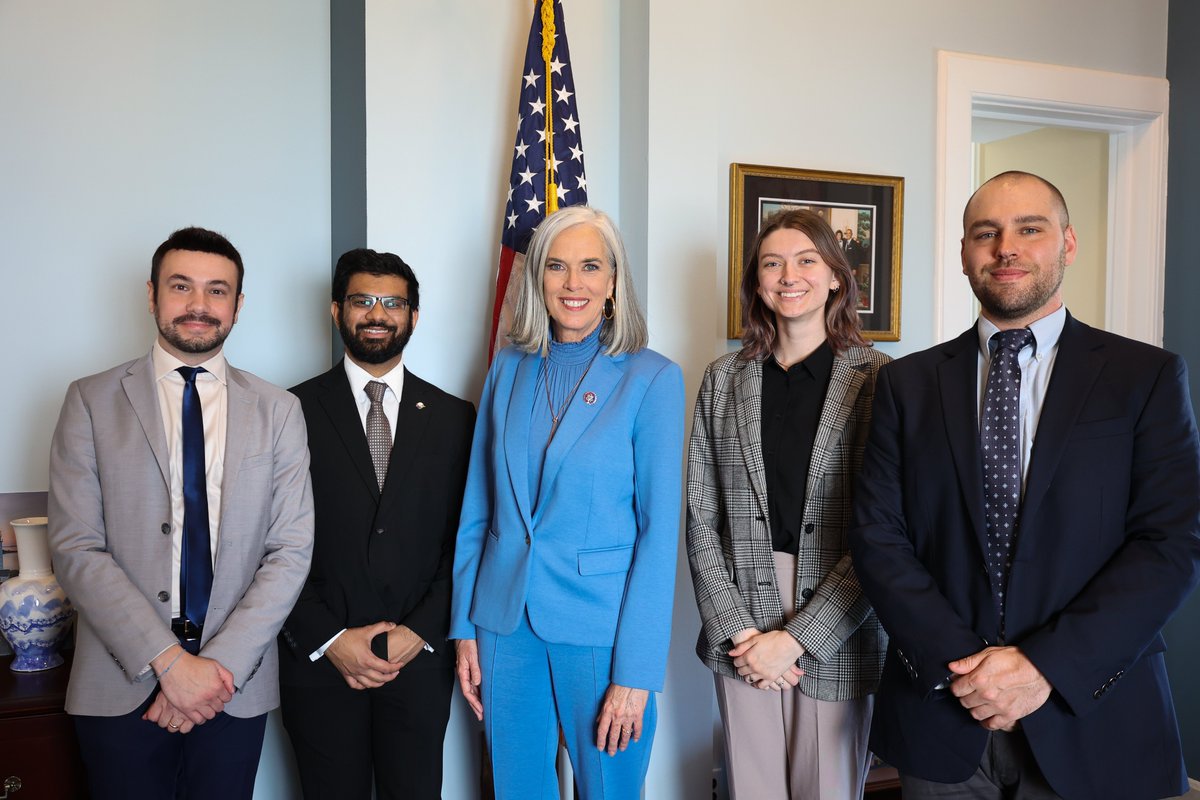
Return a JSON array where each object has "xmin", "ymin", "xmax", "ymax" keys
[
  {"xmin": 1, "ymin": 0, "xmax": 1185, "ymax": 796},
  {"xmin": 0, "ymin": 3, "xmax": 330, "ymax": 796}
]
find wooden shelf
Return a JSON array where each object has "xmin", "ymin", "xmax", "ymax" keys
[{"xmin": 0, "ymin": 651, "xmax": 88, "ymax": 798}]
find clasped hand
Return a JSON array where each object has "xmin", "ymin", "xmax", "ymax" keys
[
  {"xmin": 729, "ymin": 628, "xmax": 804, "ymax": 691},
  {"xmin": 948, "ymin": 645, "xmax": 1052, "ymax": 731},
  {"xmin": 326, "ymin": 622, "xmax": 429, "ymax": 690},
  {"xmin": 142, "ymin": 645, "xmax": 235, "ymax": 733}
]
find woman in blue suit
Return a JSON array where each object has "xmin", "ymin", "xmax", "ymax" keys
[{"xmin": 450, "ymin": 206, "xmax": 684, "ymax": 799}]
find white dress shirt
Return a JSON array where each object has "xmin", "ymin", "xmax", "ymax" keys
[{"xmin": 152, "ymin": 342, "xmax": 228, "ymax": 618}]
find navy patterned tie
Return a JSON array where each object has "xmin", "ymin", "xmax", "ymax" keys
[
  {"xmin": 980, "ymin": 328, "xmax": 1033, "ymax": 635},
  {"xmin": 365, "ymin": 381, "xmax": 391, "ymax": 490},
  {"xmin": 177, "ymin": 366, "xmax": 213, "ymax": 627}
]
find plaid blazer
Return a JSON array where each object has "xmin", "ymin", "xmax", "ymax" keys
[{"xmin": 686, "ymin": 345, "xmax": 888, "ymax": 701}]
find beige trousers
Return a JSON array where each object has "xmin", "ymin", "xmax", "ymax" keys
[{"xmin": 714, "ymin": 551, "xmax": 874, "ymax": 800}]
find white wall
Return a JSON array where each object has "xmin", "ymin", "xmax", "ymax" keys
[{"xmin": 0, "ymin": 2, "xmax": 331, "ymax": 796}]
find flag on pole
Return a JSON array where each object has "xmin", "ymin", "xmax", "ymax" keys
[{"xmin": 489, "ymin": 0, "xmax": 589, "ymax": 360}]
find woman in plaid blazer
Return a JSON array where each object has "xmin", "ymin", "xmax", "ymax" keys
[{"xmin": 687, "ymin": 209, "xmax": 888, "ymax": 799}]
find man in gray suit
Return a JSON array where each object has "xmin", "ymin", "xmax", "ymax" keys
[{"xmin": 48, "ymin": 227, "xmax": 314, "ymax": 800}]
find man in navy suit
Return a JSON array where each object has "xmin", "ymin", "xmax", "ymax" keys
[{"xmin": 850, "ymin": 171, "xmax": 1200, "ymax": 799}]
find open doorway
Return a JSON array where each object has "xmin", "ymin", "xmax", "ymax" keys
[
  {"xmin": 972, "ymin": 123, "xmax": 1109, "ymax": 328},
  {"xmin": 936, "ymin": 51, "xmax": 1169, "ymax": 345}
]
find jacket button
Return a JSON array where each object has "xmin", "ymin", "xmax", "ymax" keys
[
  {"xmin": 1093, "ymin": 688, "xmax": 1104, "ymax": 699},
  {"xmin": 804, "ymin": 523, "xmax": 814, "ymax": 534},
  {"xmin": 525, "ymin": 533, "xmax": 532, "ymax": 545},
  {"xmin": 161, "ymin": 523, "xmax": 170, "ymax": 535},
  {"xmin": 157, "ymin": 591, "xmax": 170, "ymax": 602},
  {"xmin": 801, "ymin": 588, "xmax": 814, "ymax": 600}
]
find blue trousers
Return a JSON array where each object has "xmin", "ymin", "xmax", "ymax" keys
[{"xmin": 478, "ymin": 613, "xmax": 656, "ymax": 800}]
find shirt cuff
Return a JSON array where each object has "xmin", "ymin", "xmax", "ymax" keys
[{"xmin": 309, "ymin": 629, "xmax": 347, "ymax": 662}]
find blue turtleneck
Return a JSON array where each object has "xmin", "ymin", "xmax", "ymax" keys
[{"xmin": 528, "ymin": 322, "xmax": 604, "ymax": 508}]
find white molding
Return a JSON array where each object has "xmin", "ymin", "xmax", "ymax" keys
[{"xmin": 935, "ymin": 51, "xmax": 1169, "ymax": 344}]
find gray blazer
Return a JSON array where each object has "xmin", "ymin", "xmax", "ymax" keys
[
  {"xmin": 686, "ymin": 345, "xmax": 888, "ymax": 701},
  {"xmin": 48, "ymin": 351, "xmax": 314, "ymax": 718}
]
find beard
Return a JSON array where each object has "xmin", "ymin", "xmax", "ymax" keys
[
  {"xmin": 338, "ymin": 315, "xmax": 412, "ymax": 365},
  {"xmin": 968, "ymin": 248, "xmax": 1067, "ymax": 322},
  {"xmin": 157, "ymin": 313, "xmax": 231, "ymax": 355}
]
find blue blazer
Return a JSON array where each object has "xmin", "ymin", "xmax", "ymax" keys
[
  {"xmin": 450, "ymin": 344, "xmax": 684, "ymax": 692},
  {"xmin": 850, "ymin": 315, "xmax": 1200, "ymax": 800}
]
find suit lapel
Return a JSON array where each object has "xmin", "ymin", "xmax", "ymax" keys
[
  {"xmin": 535, "ymin": 353, "xmax": 623, "ymax": 519},
  {"xmin": 122, "ymin": 353, "xmax": 170, "ymax": 488},
  {"xmin": 732, "ymin": 357, "xmax": 771, "ymax": 522},
  {"xmin": 938, "ymin": 329, "xmax": 989, "ymax": 554},
  {"xmin": 805, "ymin": 349, "xmax": 868, "ymax": 494},
  {"xmin": 377, "ymin": 369, "xmax": 432, "ymax": 519},
  {"xmin": 503, "ymin": 352, "xmax": 539, "ymax": 526},
  {"xmin": 1018, "ymin": 316, "xmax": 1104, "ymax": 535},
  {"xmin": 220, "ymin": 367, "xmax": 256, "ymax": 512},
  {"xmin": 316, "ymin": 364, "xmax": 381, "ymax": 499}
]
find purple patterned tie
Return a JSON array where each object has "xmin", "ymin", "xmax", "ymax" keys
[{"xmin": 981, "ymin": 328, "xmax": 1033, "ymax": 636}]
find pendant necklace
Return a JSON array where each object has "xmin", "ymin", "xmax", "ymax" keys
[{"xmin": 545, "ymin": 346, "xmax": 600, "ymax": 443}]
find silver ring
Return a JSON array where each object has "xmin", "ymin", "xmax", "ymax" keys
[{"xmin": 169, "ymin": 723, "xmax": 180, "ymax": 729}]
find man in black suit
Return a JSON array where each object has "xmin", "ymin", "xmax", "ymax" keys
[
  {"xmin": 279, "ymin": 249, "xmax": 475, "ymax": 799},
  {"xmin": 850, "ymin": 171, "xmax": 1200, "ymax": 799},
  {"xmin": 842, "ymin": 226, "xmax": 863, "ymax": 267}
]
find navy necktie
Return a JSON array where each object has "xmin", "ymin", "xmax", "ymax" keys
[
  {"xmin": 980, "ymin": 328, "xmax": 1033, "ymax": 636},
  {"xmin": 177, "ymin": 366, "xmax": 213, "ymax": 627}
]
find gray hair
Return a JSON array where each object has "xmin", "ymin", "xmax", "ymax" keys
[{"xmin": 508, "ymin": 206, "xmax": 648, "ymax": 356}]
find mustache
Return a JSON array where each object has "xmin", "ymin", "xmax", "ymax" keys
[{"xmin": 172, "ymin": 313, "xmax": 222, "ymax": 327}]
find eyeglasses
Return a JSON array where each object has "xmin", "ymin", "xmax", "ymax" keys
[{"xmin": 345, "ymin": 294, "xmax": 410, "ymax": 311}]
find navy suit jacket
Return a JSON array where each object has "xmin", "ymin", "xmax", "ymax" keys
[
  {"xmin": 450, "ymin": 345, "xmax": 684, "ymax": 692},
  {"xmin": 850, "ymin": 314, "xmax": 1200, "ymax": 800}
]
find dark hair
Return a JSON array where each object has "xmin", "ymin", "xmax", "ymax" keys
[
  {"xmin": 331, "ymin": 248, "xmax": 420, "ymax": 310},
  {"xmin": 151, "ymin": 227, "xmax": 244, "ymax": 294},
  {"xmin": 739, "ymin": 208, "xmax": 869, "ymax": 359},
  {"xmin": 967, "ymin": 170, "xmax": 1070, "ymax": 229}
]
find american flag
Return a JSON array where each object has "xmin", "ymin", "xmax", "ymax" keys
[{"xmin": 489, "ymin": 0, "xmax": 589, "ymax": 359}]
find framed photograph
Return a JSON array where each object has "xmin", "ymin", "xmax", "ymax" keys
[{"xmin": 728, "ymin": 163, "xmax": 904, "ymax": 341}]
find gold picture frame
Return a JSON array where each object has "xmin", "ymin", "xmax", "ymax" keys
[{"xmin": 728, "ymin": 163, "xmax": 904, "ymax": 341}]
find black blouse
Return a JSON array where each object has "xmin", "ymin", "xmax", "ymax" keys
[{"xmin": 760, "ymin": 340, "xmax": 833, "ymax": 554}]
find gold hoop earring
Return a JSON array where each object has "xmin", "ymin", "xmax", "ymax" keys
[{"xmin": 603, "ymin": 295, "xmax": 615, "ymax": 320}]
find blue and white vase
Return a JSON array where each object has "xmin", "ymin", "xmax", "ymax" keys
[{"xmin": 0, "ymin": 517, "xmax": 74, "ymax": 672}]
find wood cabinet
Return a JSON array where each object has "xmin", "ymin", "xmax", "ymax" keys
[{"xmin": 0, "ymin": 653, "xmax": 87, "ymax": 798}]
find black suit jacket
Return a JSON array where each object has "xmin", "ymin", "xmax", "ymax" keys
[
  {"xmin": 850, "ymin": 315, "xmax": 1200, "ymax": 800},
  {"xmin": 279, "ymin": 363, "xmax": 475, "ymax": 685}
]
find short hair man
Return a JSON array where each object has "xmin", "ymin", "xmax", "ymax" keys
[
  {"xmin": 278, "ymin": 249, "xmax": 475, "ymax": 799},
  {"xmin": 48, "ymin": 227, "xmax": 315, "ymax": 799},
  {"xmin": 850, "ymin": 171, "xmax": 1200, "ymax": 799}
]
